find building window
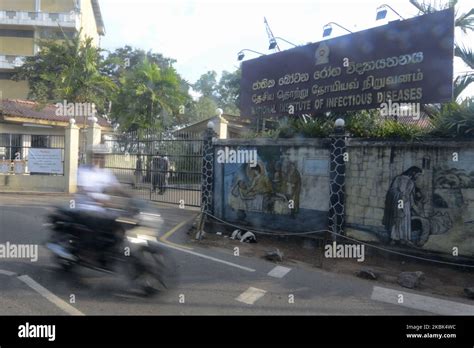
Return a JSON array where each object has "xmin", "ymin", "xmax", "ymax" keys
[
  {"xmin": 0, "ymin": 133, "xmax": 65, "ymax": 175},
  {"xmin": 31, "ymin": 135, "xmax": 49, "ymax": 148}
]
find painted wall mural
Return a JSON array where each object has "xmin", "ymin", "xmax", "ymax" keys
[
  {"xmin": 215, "ymin": 145, "xmax": 330, "ymax": 232},
  {"xmin": 229, "ymin": 159, "xmax": 301, "ymax": 216},
  {"xmin": 345, "ymin": 145, "xmax": 474, "ymax": 257},
  {"xmin": 214, "ymin": 142, "xmax": 474, "ymax": 257},
  {"xmin": 382, "ymin": 166, "xmax": 452, "ymax": 248}
]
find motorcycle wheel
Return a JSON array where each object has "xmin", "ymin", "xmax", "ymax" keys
[
  {"xmin": 54, "ymin": 255, "xmax": 75, "ymax": 272},
  {"xmin": 132, "ymin": 247, "xmax": 175, "ymax": 296}
]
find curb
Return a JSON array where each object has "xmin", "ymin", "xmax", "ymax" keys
[{"xmin": 0, "ymin": 192, "xmax": 70, "ymax": 196}]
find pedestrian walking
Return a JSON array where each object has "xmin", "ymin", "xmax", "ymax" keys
[
  {"xmin": 134, "ymin": 154, "xmax": 143, "ymax": 188},
  {"xmin": 151, "ymin": 151, "xmax": 169, "ymax": 194}
]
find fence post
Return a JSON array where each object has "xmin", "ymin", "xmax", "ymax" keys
[
  {"xmin": 197, "ymin": 121, "xmax": 217, "ymax": 239},
  {"xmin": 64, "ymin": 119, "xmax": 79, "ymax": 193},
  {"xmin": 328, "ymin": 118, "xmax": 347, "ymax": 240},
  {"xmin": 202, "ymin": 121, "xmax": 217, "ymax": 213},
  {"xmin": 86, "ymin": 118, "xmax": 102, "ymax": 165}
]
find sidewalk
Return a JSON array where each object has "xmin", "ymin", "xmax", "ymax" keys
[{"xmin": 184, "ymin": 222, "xmax": 474, "ymax": 303}]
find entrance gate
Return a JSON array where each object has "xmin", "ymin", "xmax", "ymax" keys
[{"xmin": 103, "ymin": 130, "xmax": 204, "ymax": 207}]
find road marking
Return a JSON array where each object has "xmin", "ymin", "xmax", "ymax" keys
[
  {"xmin": 156, "ymin": 241, "xmax": 255, "ymax": 272},
  {"xmin": 267, "ymin": 265, "xmax": 291, "ymax": 278},
  {"xmin": 236, "ymin": 287, "xmax": 267, "ymax": 305},
  {"xmin": 371, "ymin": 286, "xmax": 474, "ymax": 315},
  {"xmin": 0, "ymin": 269, "xmax": 16, "ymax": 276},
  {"xmin": 159, "ymin": 217, "xmax": 196, "ymax": 250},
  {"xmin": 17, "ymin": 275, "xmax": 85, "ymax": 316},
  {"xmin": 140, "ymin": 212, "xmax": 161, "ymax": 217}
]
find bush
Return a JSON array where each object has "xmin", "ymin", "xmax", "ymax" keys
[
  {"xmin": 250, "ymin": 116, "xmax": 334, "ymax": 139},
  {"xmin": 345, "ymin": 110, "xmax": 428, "ymax": 140},
  {"xmin": 429, "ymin": 100, "xmax": 474, "ymax": 138},
  {"xmin": 249, "ymin": 100, "xmax": 473, "ymax": 140},
  {"xmin": 345, "ymin": 110, "xmax": 381, "ymax": 138},
  {"xmin": 290, "ymin": 117, "xmax": 334, "ymax": 138},
  {"xmin": 374, "ymin": 120, "xmax": 429, "ymax": 141}
]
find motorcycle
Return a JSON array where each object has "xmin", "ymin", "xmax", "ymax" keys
[{"xmin": 45, "ymin": 198, "xmax": 178, "ymax": 296}]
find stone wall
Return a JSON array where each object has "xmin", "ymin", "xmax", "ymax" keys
[
  {"xmin": 211, "ymin": 137, "xmax": 474, "ymax": 258},
  {"xmin": 345, "ymin": 140, "xmax": 474, "ymax": 257}
]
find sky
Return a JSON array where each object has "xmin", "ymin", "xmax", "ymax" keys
[{"xmin": 99, "ymin": 0, "xmax": 473, "ymax": 98}]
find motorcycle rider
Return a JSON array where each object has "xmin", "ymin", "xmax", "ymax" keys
[
  {"xmin": 76, "ymin": 145, "xmax": 124, "ymax": 211},
  {"xmin": 72, "ymin": 145, "xmax": 133, "ymax": 266}
]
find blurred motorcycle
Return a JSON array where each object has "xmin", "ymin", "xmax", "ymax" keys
[{"xmin": 45, "ymin": 198, "xmax": 178, "ymax": 296}]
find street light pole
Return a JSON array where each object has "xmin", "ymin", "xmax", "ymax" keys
[{"xmin": 237, "ymin": 49, "xmax": 266, "ymax": 61}]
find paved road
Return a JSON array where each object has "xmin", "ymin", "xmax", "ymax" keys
[{"xmin": 1, "ymin": 195, "xmax": 473, "ymax": 316}]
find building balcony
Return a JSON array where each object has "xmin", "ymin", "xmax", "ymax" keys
[
  {"xmin": 0, "ymin": 10, "xmax": 80, "ymax": 30},
  {"xmin": 0, "ymin": 55, "xmax": 27, "ymax": 69}
]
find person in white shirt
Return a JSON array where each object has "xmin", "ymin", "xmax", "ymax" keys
[
  {"xmin": 73, "ymin": 150, "xmax": 135, "ymax": 266},
  {"xmin": 76, "ymin": 153, "xmax": 122, "ymax": 212}
]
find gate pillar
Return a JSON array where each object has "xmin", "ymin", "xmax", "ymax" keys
[
  {"xmin": 328, "ymin": 119, "xmax": 347, "ymax": 239},
  {"xmin": 201, "ymin": 121, "xmax": 217, "ymax": 214}
]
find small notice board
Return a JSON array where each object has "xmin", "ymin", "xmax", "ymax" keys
[
  {"xmin": 14, "ymin": 160, "xmax": 26, "ymax": 174},
  {"xmin": 28, "ymin": 148, "xmax": 63, "ymax": 174},
  {"xmin": 0, "ymin": 160, "xmax": 10, "ymax": 174}
]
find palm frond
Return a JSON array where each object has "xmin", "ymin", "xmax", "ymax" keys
[
  {"xmin": 408, "ymin": 0, "xmax": 473, "ymax": 34},
  {"xmin": 409, "ymin": 0, "xmax": 434, "ymax": 14},
  {"xmin": 453, "ymin": 73, "xmax": 474, "ymax": 100},
  {"xmin": 454, "ymin": 44, "xmax": 474, "ymax": 69},
  {"xmin": 455, "ymin": 8, "xmax": 474, "ymax": 33}
]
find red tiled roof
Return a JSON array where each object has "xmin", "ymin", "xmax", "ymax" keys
[
  {"xmin": 393, "ymin": 115, "xmax": 433, "ymax": 129},
  {"xmin": 0, "ymin": 99, "xmax": 112, "ymax": 128}
]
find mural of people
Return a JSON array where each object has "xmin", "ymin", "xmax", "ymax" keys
[
  {"xmin": 273, "ymin": 160, "xmax": 301, "ymax": 215},
  {"xmin": 409, "ymin": 186, "xmax": 452, "ymax": 247},
  {"xmin": 285, "ymin": 161, "xmax": 301, "ymax": 215},
  {"xmin": 382, "ymin": 165, "xmax": 454, "ymax": 247},
  {"xmin": 230, "ymin": 163, "xmax": 273, "ymax": 213},
  {"xmin": 228, "ymin": 158, "xmax": 302, "ymax": 217},
  {"xmin": 247, "ymin": 164, "xmax": 273, "ymax": 196},
  {"xmin": 382, "ymin": 166, "xmax": 423, "ymax": 245}
]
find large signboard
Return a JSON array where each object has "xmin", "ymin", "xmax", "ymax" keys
[
  {"xmin": 240, "ymin": 9, "xmax": 454, "ymax": 119},
  {"xmin": 28, "ymin": 148, "xmax": 63, "ymax": 174}
]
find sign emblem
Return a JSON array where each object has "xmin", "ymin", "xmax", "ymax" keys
[{"xmin": 315, "ymin": 42, "xmax": 329, "ymax": 65}]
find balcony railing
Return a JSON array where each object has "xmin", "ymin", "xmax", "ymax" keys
[
  {"xmin": 0, "ymin": 55, "xmax": 27, "ymax": 69},
  {"xmin": 0, "ymin": 10, "xmax": 79, "ymax": 29}
]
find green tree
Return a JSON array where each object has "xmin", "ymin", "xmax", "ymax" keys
[
  {"xmin": 111, "ymin": 58, "xmax": 188, "ymax": 132},
  {"xmin": 13, "ymin": 32, "xmax": 116, "ymax": 113},
  {"xmin": 193, "ymin": 68, "xmax": 241, "ymax": 116},
  {"xmin": 187, "ymin": 96, "xmax": 219, "ymax": 123},
  {"xmin": 193, "ymin": 70, "xmax": 218, "ymax": 99},
  {"xmin": 104, "ymin": 46, "xmax": 193, "ymax": 129},
  {"xmin": 409, "ymin": 0, "xmax": 474, "ymax": 99},
  {"xmin": 216, "ymin": 68, "xmax": 241, "ymax": 115},
  {"xmin": 102, "ymin": 46, "xmax": 178, "ymax": 85}
]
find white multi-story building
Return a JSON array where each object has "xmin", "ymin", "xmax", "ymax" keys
[{"xmin": 0, "ymin": 0, "xmax": 105, "ymax": 99}]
